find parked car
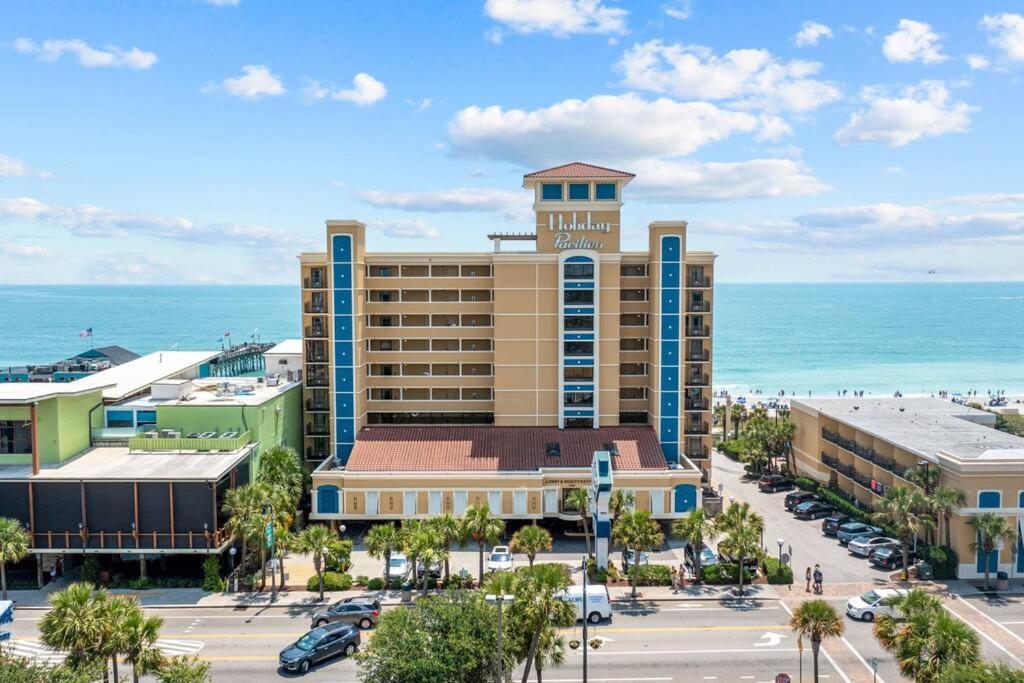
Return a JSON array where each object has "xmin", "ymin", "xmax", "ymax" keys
[
  {"xmin": 684, "ymin": 543, "xmax": 718, "ymax": 572},
  {"xmin": 416, "ymin": 559, "xmax": 442, "ymax": 580},
  {"xmin": 848, "ymin": 536, "xmax": 899, "ymax": 557},
  {"xmin": 846, "ymin": 588, "xmax": 909, "ymax": 622},
  {"xmin": 758, "ymin": 474, "xmax": 795, "ymax": 493},
  {"xmin": 339, "ymin": 595, "xmax": 381, "ymax": 611},
  {"xmin": 784, "ymin": 491, "xmax": 818, "ymax": 511},
  {"xmin": 836, "ymin": 522, "xmax": 884, "ymax": 546},
  {"xmin": 821, "ymin": 513, "xmax": 852, "ymax": 537},
  {"xmin": 488, "ymin": 545, "xmax": 514, "ymax": 572},
  {"xmin": 869, "ymin": 546, "xmax": 916, "ymax": 569},
  {"xmin": 556, "ymin": 584, "xmax": 612, "ymax": 624},
  {"xmin": 310, "ymin": 601, "xmax": 379, "ymax": 630},
  {"xmin": 279, "ymin": 623, "xmax": 359, "ymax": 675},
  {"xmin": 384, "ymin": 552, "xmax": 409, "ymax": 580},
  {"xmin": 794, "ymin": 501, "xmax": 834, "ymax": 520},
  {"xmin": 621, "ymin": 548, "xmax": 650, "ymax": 572}
]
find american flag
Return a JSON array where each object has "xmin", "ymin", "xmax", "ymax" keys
[{"xmin": 78, "ymin": 327, "xmax": 93, "ymax": 338}]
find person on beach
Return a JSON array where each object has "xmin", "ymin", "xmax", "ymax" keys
[{"xmin": 805, "ymin": 566, "xmax": 812, "ymax": 592}]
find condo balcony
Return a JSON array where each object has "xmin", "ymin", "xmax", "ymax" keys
[
  {"xmin": 305, "ymin": 421, "xmax": 330, "ymax": 437},
  {"xmin": 684, "ymin": 422, "xmax": 710, "ymax": 435},
  {"xmin": 686, "ymin": 445, "xmax": 710, "ymax": 459},
  {"xmin": 685, "ymin": 372, "xmax": 710, "ymax": 386},
  {"xmin": 684, "ymin": 398, "xmax": 710, "ymax": 411},
  {"xmin": 686, "ymin": 300, "xmax": 711, "ymax": 313},
  {"xmin": 304, "ymin": 300, "xmax": 327, "ymax": 314},
  {"xmin": 306, "ymin": 445, "xmax": 329, "ymax": 461},
  {"xmin": 688, "ymin": 273, "xmax": 712, "ymax": 288},
  {"xmin": 306, "ymin": 372, "xmax": 329, "ymax": 387},
  {"xmin": 686, "ymin": 349, "xmax": 710, "ymax": 362},
  {"xmin": 686, "ymin": 324, "xmax": 710, "ymax": 337},
  {"xmin": 305, "ymin": 398, "xmax": 329, "ymax": 412},
  {"xmin": 305, "ymin": 322, "xmax": 327, "ymax": 338},
  {"xmin": 303, "ymin": 274, "xmax": 326, "ymax": 289}
]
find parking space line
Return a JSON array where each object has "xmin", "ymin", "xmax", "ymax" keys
[
  {"xmin": 942, "ymin": 604, "xmax": 1024, "ymax": 667},
  {"xmin": 956, "ymin": 599, "xmax": 1024, "ymax": 648},
  {"xmin": 840, "ymin": 636, "xmax": 884, "ymax": 683}
]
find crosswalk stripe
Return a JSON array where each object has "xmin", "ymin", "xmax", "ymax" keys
[{"xmin": 1, "ymin": 638, "xmax": 203, "ymax": 663}]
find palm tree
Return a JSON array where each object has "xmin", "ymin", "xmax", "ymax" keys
[
  {"xmin": 295, "ymin": 524, "xmax": 342, "ymax": 601},
  {"xmin": 729, "ymin": 403, "xmax": 748, "ymax": 440},
  {"xmin": 365, "ymin": 523, "xmax": 403, "ymax": 583},
  {"xmin": 608, "ymin": 489, "xmax": 635, "ymax": 520},
  {"xmin": 416, "ymin": 541, "xmax": 444, "ymax": 596},
  {"xmin": 257, "ymin": 445, "xmax": 305, "ymax": 509},
  {"xmin": 612, "ymin": 509, "xmax": 665, "ymax": 599},
  {"xmin": 399, "ymin": 520, "xmax": 425, "ymax": 589},
  {"xmin": 120, "ymin": 604, "xmax": 166, "ymax": 683},
  {"xmin": 969, "ymin": 513, "xmax": 1016, "ymax": 590},
  {"xmin": 872, "ymin": 486, "xmax": 931, "ymax": 579},
  {"xmin": 931, "ymin": 487, "xmax": 967, "ymax": 548},
  {"xmin": 39, "ymin": 582, "xmax": 108, "ymax": 669},
  {"xmin": 671, "ymin": 508, "xmax": 717, "ymax": 582},
  {"xmin": 533, "ymin": 627, "xmax": 566, "ymax": 683},
  {"xmin": 789, "ymin": 599, "xmax": 845, "ymax": 683},
  {"xmin": 565, "ymin": 488, "xmax": 592, "ymax": 557},
  {"xmin": 907, "ymin": 465, "xmax": 942, "ymax": 544},
  {"xmin": 0, "ymin": 516, "xmax": 30, "ymax": 600},
  {"xmin": 100, "ymin": 597, "xmax": 135, "ymax": 683},
  {"xmin": 510, "ymin": 524, "xmax": 553, "ymax": 567},
  {"xmin": 874, "ymin": 589, "xmax": 979, "ymax": 681},
  {"xmin": 222, "ymin": 483, "xmax": 264, "ymax": 575},
  {"xmin": 749, "ymin": 404, "xmax": 769, "ymax": 421},
  {"xmin": 717, "ymin": 502, "xmax": 764, "ymax": 596},
  {"xmin": 459, "ymin": 505, "xmax": 505, "ymax": 585},
  {"xmin": 508, "ymin": 563, "xmax": 575, "ymax": 683},
  {"xmin": 428, "ymin": 513, "xmax": 460, "ymax": 584}
]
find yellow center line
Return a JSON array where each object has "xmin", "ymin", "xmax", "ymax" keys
[{"xmin": 560, "ymin": 624, "xmax": 791, "ymax": 634}]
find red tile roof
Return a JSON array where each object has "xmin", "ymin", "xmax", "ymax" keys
[
  {"xmin": 523, "ymin": 162, "xmax": 635, "ymax": 180},
  {"xmin": 345, "ymin": 426, "xmax": 666, "ymax": 472}
]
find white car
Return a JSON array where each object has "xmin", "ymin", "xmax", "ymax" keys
[
  {"xmin": 848, "ymin": 536, "xmax": 899, "ymax": 557},
  {"xmin": 846, "ymin": 588, "xmax": 908, "ymax": 622},
  {"xmin": 385, "ymin": 552, "xmax": 409, "ymax": 580},
  {"xmin": 487, "ymin": 546, "xmax": 514, "ymax": 572}
]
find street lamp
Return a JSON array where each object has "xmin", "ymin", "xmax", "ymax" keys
[
  {"xmin": 485, "ymin": 593, "xmax": 514, "ymax": 682},
  {"xmin": 777, "ymin": 538, "xmax": 785, "ymax": 565}
]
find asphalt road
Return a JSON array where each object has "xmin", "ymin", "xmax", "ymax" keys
[{"xmin": 3, "ymin": 598, "xmax": 899, "ymax": 682}]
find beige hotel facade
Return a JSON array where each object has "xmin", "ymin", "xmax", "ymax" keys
[{"xmin": 299, "ymin": 162, "xmax": 714, "ymax": 523}]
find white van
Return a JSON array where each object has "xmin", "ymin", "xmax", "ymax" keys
[
  {"xmin": 845, "ymin": 588, "xmax": 909, "ymax": 622},
  {"xmin": 557, "ymin": 585, "xmax": 612, "ymax": 624}
]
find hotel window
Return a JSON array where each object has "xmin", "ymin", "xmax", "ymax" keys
[
  {"xmin": 403, "ymin": 491, "xmax": 417, "ymax": 515},
  {"xmin": 542, "ymin": 183, "xmax": 563, "ymax": 200},
  {"xmin": 513, "ymin": 490, "xmax": 527, "ymax": 515},
  {"xmin": 488, "ymin": 491, "xmax": 502, "ymax": 513},
  {"xmin": 564, "ymin": 392, "xmax": 594, "ymax": 407},
  {"xmin": 620, "ymin": 338, "xmax": 646, "ymax": 351},
  {"xmin": 565, "ymin": 417, "xmax": 593, "ymax": 428},
  {"xmin": 568, "ymin": 183, "xmax": 590, "ymax": 200},
  {"xmin": 365, "ymin": 492, "xmax": 379, "ymax": 516},
  {"xmin": 0, "ymin": 419, "xmax": 32, "ymax": 454},
  {"xmin": 428, "ymin": 491, "xmax": 442, "ymax": 514},
  {"xmin": 454, "ymin": 491, "xmax": 468, "ymax": 515},
  {"xmin": 564, "ymin": 263, "xmax": 595, "ymax": 279},
  {"xmin": 620, "ymin": 264, "xmax": 646, "ymax": 277},
  {"xmin": 619, "ymin": 411, "xmax": 648, "ymax": 424},
  {"xmin": 564, "ymin": 341, "xmax": 594, "ymax": 357},
  {"xmin": 565, "ymin": 315, "xmax": 594, "ymax": 331},
  {"xmin": 596, "ymin": 183, "xmax": 616, "ymax": 200},
  {"xmin": 620, "ymin": 387, "xmax": 646, "ymax": 400},
  {"xmin": 564, "ymin": 290, "xmax": 594, "ymax": 305}
]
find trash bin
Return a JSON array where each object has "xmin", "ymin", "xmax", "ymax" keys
[
  {"xmin": 997, "ymin": 571, "xmax": 1009, "ymax": 591},
  {"xmin": 916, "ymin": 562, "xmax": 933, "ymax": 580},
  {"xmin": 401, "ymin": 581, "xmax": 412, "ymax": 602}
]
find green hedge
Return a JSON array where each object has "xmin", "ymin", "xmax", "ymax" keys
[
  {"xmin": 627, "ymin": 564, "xmax": 672, "ymax": 586},
  {"xmin": 307, "ymin": 571, "xmax": 353, "ymax": 592},
  {"xmin": 760, "ymin": 557, "xmax": 794, "ymax": 585},
  {"xmin": 701, "ymin": 563, "xmax": 755, "ymax": 585},
  {"xmin": 719, "ymin": 439, "xmax": 746, "ymax": 460},
  {"xmin": 794, "ymin": 477, "xmax": 819, "ymax": 492},
  {"xmin": 927, "ymin": 545, "xmax": 959, "ymax": 580},
  {"xmin": 202, "ymin": 556, "xmax": 225, "ymax": 592},
  {"xmin": 367, "ymin": 577, "xmax": 385, "ymax": 591}
]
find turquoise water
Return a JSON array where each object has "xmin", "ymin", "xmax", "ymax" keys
[{"xmin": 1, "ymin": 283, "xmax": 1023, "ymax": 394}]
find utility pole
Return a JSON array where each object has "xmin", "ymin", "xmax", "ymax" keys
[{"xmin": 582, "ymin": 556, "xmax": 588, "ymax": 683}]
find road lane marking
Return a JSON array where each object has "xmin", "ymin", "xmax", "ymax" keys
[
  {"xmin": 958, "ymin": 597, "xmax": 1024, "ymax": 648},
  {"xmin": 560, "ymin": 624, "xmax": 791, "ymax": 634},
  {"xmin": 943, "ymin": 603, "xmax": 1024, "ymax": 667},
  {"xmin": 778, "ymin": 600, "xmax": 852, "ymax": 683},
  {"xmin": 545, "ymin": 679, "xmax": 672, "ymax": 682},
  {"xmin": 840, "ymin": 636, "xmax": 885, "ymax": 683},
  {"xmin": 573, "ymin": 648, "xmax": 801, "ymax": 655}
]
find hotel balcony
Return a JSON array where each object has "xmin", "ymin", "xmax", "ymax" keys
[
  {"xmin": 687, "ymin": 300, "xmax": 711, "ymax": 313},
  {"xmin": 684, "ymin": 398, "xmax": 710, "ymax": 411},
  {"xmin": 685, "ymin": 372, "xmax": 710, "ymax": 387},
  {"xmin": 686, "ymin": 445, "xmax": 710, "ymax": 459},
  {"xmin": 305, "ymin": 398, "xmax": 329, "ymax": 412},
  {"xmin": 686, "ymin": 349, "xmax": 710, "ymax": 362},
  {"xmin": 304, "ymin": 321, "xmax": 327, "ymax": 338},
  {"xmin": 684, "ymin": 422, "xmax": 710, "ymax": 435},
  {"xmin": 303, "ymin": 270, "xmax": 326, "ymax": 289},
  {"xmin": 306, "ymin": 372, "xmax": 329, "ymax": 388},
  {"xmin": 304, "ymin": 300, "xmax": 327, "ymax": 314},
  {"xmin": 821, "ymin": 428, "xmax": 909, "ymax": 478},
  {"xmin": 306, "ymin": 439, "xmax": 329, "ymax": 461},
  {"xmin": 686, "ymin": 324, "xmax": 710, "ymax": 338},
  {"xmin": 688, "ymin": 274, "xmax": 712, "ymax": 288},
  {"xmin": 305, "ymin": 421, "xmax": 330, "ymax": 437}
]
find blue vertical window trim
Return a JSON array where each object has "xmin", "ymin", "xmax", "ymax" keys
[
  {"xmin": 568, "ymin": 183, "xmax": 590, "ymax": 200},
  {"xmin": 332, "ymin": 264, "xmax": 351, "ymax": 288},
  {"xmin": 334, "ymin": 367, "xmax": 354, "ymax": 389},
  {"xmin": 979, "ymin": 491, "xmax": 1001, "ymax": 508},
  {"xmin": 542, "ymin": 183, "xmax": 563, "ymax": 200},
  {"xmin": 334, "ymin": 342, "xmax": 353, "ymax": 364},
  {"xmin": 333, "ymin": 317, "xmax": 352, "ymax": 341},
  {"xmin": 335, "ymin": 443, "xmax": 353, "ymax": 465},
  {"xmin": 661, "ymin": 442, "xmax": 679, "ymax": 463},
  {"xmin": 661, "ymin": 236, "xmax": 681, "ymax": 262},
  {"xmin": 1019, "ymin": 492, "xmax": 1024, "ymax": 508},
  {"xmin": 660, "ymin": 393, "xmax": 677, "ymax": 416},
  {"xmin": 333, "ymin": 290, "xmax": 352, "ymax": 315},
  {"xmin": 660, "ymin": 340, "xmax": 678, "ymax": 365},
  {"xmin": 334, "ymin": 394, "xmax": 354, "ymax": 417},
  {"xmin": 662, "ymin": 291, "xmax": 679, "ymax": 314},
  {"xmin": 661, "ymin": 317, "xmax": 679, "ymax": 340},
  {"xmin": 335, "ymin": 418, "xmax": 355, "ymax": 441},
  {"xmin": 661, "ymin": 367, "xmax": 679, "ymax": 391},
  {"xmin": 332, "ymin": 234, "xmax": 352, "ymax": 261},
  {"xmin": 317, "ymin": 486, "xmax": 340, "ymax": 514},
  {"xmin": 674, "ymin": 484, "xmax": 697, "ymax": 513},
  {"xmin": 662, "ymin": 263, "xmax": 680, "ymax": 287},
  {"xmin": 660, "ymin": 417, "xmax": 678, "ymax": 441},
  {"xmin": 595, "ymin": 183, "xmax": 616, "ymax": 200}
]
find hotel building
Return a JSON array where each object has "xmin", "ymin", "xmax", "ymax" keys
[
  {"xmin": 300, "ymin": 162, "xmax": 715, "ymax": 523},
  {"xmin": 792, "ymin": 397, "xmax": 1024, "ymax": 579}
]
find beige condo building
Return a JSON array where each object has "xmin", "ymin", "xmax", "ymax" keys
[{"xmin": 299, "ymin": 162, "xmax": 714, "ymax": 523}]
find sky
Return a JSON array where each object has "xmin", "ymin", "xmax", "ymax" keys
[{"xmin": 2, "ymin": 0, "xmax": 1024, "ymax": 284}]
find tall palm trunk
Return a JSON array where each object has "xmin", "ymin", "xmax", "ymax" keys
[
  {"xmin": 279, "ymin": 551, "xmax": 286, "ymax": 590},
  {"xmin": 133, "ymin": 661, "xmax": 141, "ymax": 683},
  {"xmin": 581, "ymin": 512, "xmax": 592, "ymax": 557},
  {"xmin": 111, "ymin": 656, "xmax": 119, "ymax": 683},
  {"xmin": 695, "ymin": 552, "xmax": 703, "ymax": 583},
  {"xmin": 945, "ymin": 513, "xmax": 952, "ymax": 548},
  {"xmin": 314, "ymin": 555, "xmax": 324, "ymax": 601},
  {"xmin": 478, "ymin": 542, "xmax": 485, "ymax": 585},
  {"xmin": 259, "ymin": 545, "xmax": 267, "ymax": 591},
  {"xmin": 737, "ymin": 552, "xmax": 745, "ymax": 595},
  {"xmin": 983, "ymin": 545, "xmax": 992, "ymax": 590},
  {"xmin": 521, "ymin": 627, "xmax": 541, "ymax": 683},
  {"xmin": 239, "ymin": 537, "xmax": 248, "ymax": 576},
  {"xmin": 383, "ymin": 550, "xmax": 391, "ymax": 581},
  {"xmin": 812, "ymin": 641, "xmax": 820, "ymax": 682},
  {"xmin": 630, "ymin": 555, "xmax": 637, "ymax": 599},
  {"xmin": 443, "ymin": 555, "xmax": 451, "ymax": 585},
  {"xmin": 901, "ymin": 544, "xmax": 909, "ymax": 580},
  {"xmin": 1, "ymin": 562, "xmax": 7, "ymax": 600}
]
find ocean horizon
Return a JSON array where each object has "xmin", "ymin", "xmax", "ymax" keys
[{"xmin": 2, "ymin": 282, "xmax": 1023, "ymax": 396}]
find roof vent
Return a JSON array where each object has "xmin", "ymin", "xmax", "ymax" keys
[
  {"xmin": 853, "ymin": 406, "xmax": 860, "ymax": 410},
  {"xmin": 603, "ymin": 442, "xmax": 619, "ymax": 457},
  {"xmin": 545, "ymin": 442, "xmax": 561, "ymax": 458},
  {"xmin": 899, "ymin": 407, "xmax": 905, "ymax": 412}
]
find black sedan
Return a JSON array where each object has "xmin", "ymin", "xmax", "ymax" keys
[
  {"xmin": 794, "ymin": 501, "xmax": 834, "ymax": 520},
  {"xmin": 758, "ymin": 474, "xmax": 795, "ymax": 493},
  {"xmin": 821, "ymin": 513, "xmax": 851, "ymax": 537},
  {"xmin": 868, "ymin": 546, "xmax": 916, "ymax": 570},
  {"xmin": 279, "ymin": 622, "xmax": 360, "ymax": 675},
  {"xmin": 784, "ymin": 491, "xmax": 818, "ymax": 511}
]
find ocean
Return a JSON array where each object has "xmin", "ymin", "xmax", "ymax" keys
[{"xmin": 2, "ymin": 283, "xmax": 1023, "ymax": 395}]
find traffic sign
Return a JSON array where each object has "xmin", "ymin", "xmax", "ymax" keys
[
  {"xmin": 775, "ymin": 674, "xmax": 791, "ymax": 683},
  {"xmin": 265, "ymin": 521, "xmax": 274, "ymax": 548}
]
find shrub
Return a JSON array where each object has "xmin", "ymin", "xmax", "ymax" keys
[
  {"xmin": 794, "ymin": 477, "xmax": 819, "ymax": 492},
  {"xmin": 926, "ymin": 545, "xmax": 959, "ymax": 580},
  {"xmin": 367, "ymin": 577, "xmax": 385, "ymax": 591},
  {"xmin": 719, "ymin": 439, "xmax": 745, "ymax": 460},
  {"xmin": 129, "ymin": 577, "xmax": 153, "ymax": 591},
  {"xmin": 387, "ymin": 578, "xmax": 404, "ymax": 590},
  {"xmin": 760, "ymin": 557, "xmax": 794, "ymax": 585},
  {"xmin": 80, "ymin": 557, "xmax": 101, "ymax": 585},
  {"xmin": 702, "ymin": 563, "xmax": 755, "ymax": 585},
  {"xmin": 627, "ymin": 564, "xmax": 672, "ymax": 586},
  {"xmin": 306, "ymin": 571, "xmax": 353, "ymax": 592},
  {"xmin": 355, "ymin": 575, "xmax": 369, "ymax": 587},
  {"xmin": 443, "ymin": 574, "xmax": 473, "ymax": 589},
  {"xmin": 326, "ymin": 539, "xmax": 354, "ymax": 573},
  {"xmin": 202, "ymin": 556, "xmax": 225, "ymax": 592}
]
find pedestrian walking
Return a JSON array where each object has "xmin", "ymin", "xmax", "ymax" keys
[
  {"xmin": 805, "ymin": 566, "xmax": 812, "ymax": 592},
  {"xmin": 813, "ymin": 564, "xmax": 823, "ymax": 594}
]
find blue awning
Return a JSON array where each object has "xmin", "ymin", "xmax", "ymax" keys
[{"xmin": 0, "ymin": 600, "xmax": 13, "ymax": 625}]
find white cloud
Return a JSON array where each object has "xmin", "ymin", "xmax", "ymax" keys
[
  {"xmin": 981, "ymin": 13, "xmax": 1024, "ymax": 62},
  {"xmin": 882, "ymin": 19, "xmax": 947, "ymax": 64},
  {"xmin": 406, "ymin": 97, "xmax": 433, "ymax": 111},
  {"xmin": 628, "ymin": 158, "xmax": 831, "ymax": 202},
  {"xmin": 304, "ymin": 73, "xmax": 387, "ymax": 106},
  {"xmin": 208, "ymin": 64, "xmax": 285, "ymax": 99},
  {"xmin": 0, "ymin": 154, "xmax": 50, "ymax": 179},
  {"xmin": 966, "ymin": 54, "xmax": 990, "ymax": 70},
  {"xmin": 947, "ymin": 192, "xmax": 1024, "ymax": 205},
  {"xmin": 358, "ymin": 187, "xmax": 529, "ymax": 219},
  {"xmin": 447, "ymin": 93, "xmax": 776, "ymax": 167},
  {"xmin": 617, "ymin": 40, "xmax": 841, "ymax": 113},
  {"xmin": 662, "ymin": 1, "xmax": 692, "ymax": 20},
  {"xmin": 0, "ymin": 196, "xmax": 300, "ymax": 248},
  {"xmin": 486, "ymin": 28, "xmax": 505, "ymax": 44},
  {"xmin": 794, "ymin": 21, "xmax": 833, "ymax": 47},
  {"xmin": 203, "ymin": 0, "xmax": 240, "ymax": 6},
  {"xmin": 368, "ymin": 218, "xmax": 441, "ymax": 239},
  {"xmin": 484, "ymin": 0, "xmax": 628, "ymax": 38},
  {"xmin": 3, "ymin": 244, "xmax": 53, "ymax": 258},
  {"xmin": 13, "ymin": 37, "xmax": 157, "ymax": 70},
  {"xmin": 835, "ymin": 81, "xmax": 975, "ymax": 147}
]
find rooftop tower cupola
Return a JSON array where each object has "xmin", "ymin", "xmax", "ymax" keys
[{"xmin": 522, "ymin": 162, "xmax": 635, "ymax": 254}]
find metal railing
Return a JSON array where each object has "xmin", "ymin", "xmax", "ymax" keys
[
  {"xmin": 684, "ymin": 422, "xmax": 710, "ymax": 435},
  {"xmin": 686, "ymin": 325, "xmax": 710, "ymax": 337},
  {"xmin": 686, "ymin": 373, "xmax": 710, "ymax": 386},
  {"xmin": 685, "ymin": 399, "xmax": 710, "ymax": 411},
  {"xmin": 688, "ymin": 275, "xmax": 712, "ymax": 287},
  {"xmin": 128, "ymin": 430, "xmax": 250, "ymax": 452},
  {"xmin": 304, "ymin": 301, "xmax": 326, "ymax": 314},
  {"xmin": 686, "ymin": 350, "xmax": 710, "ymax": 362},
  {"xmin": 31, "ymin": 526, "xmax": 226, "ymax": 551},
  {"xmin": 303, "ymin": 277, "xmax": 326, "ymax": 289},
  {"xmin": 687, "ymin": 301, "xmax": 711, "ymax": 313}
]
